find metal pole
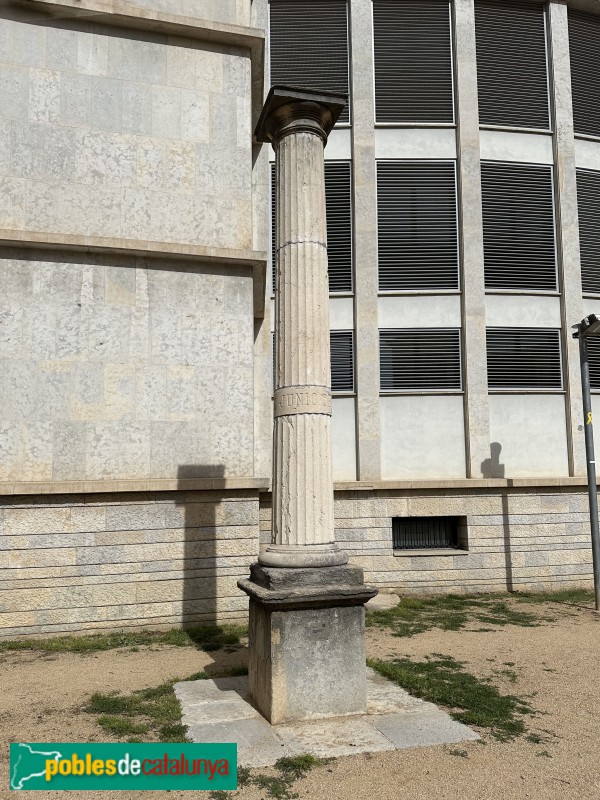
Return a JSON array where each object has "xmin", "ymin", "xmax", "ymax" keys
[{"xmin": 578, "ymin": 329, "xmax": 600, "ymax": 611}]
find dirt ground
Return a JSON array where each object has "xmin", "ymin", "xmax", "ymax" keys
[{"xmin": 2, "ymin": 599, "xmax": 600, "ymax": 800}]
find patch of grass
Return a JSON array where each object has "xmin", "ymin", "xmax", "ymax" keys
[
  {"xmin": 97, "ymin": 716, "xmax": 150, "ymax": 737},
  {"xmin": 84, "ymin": 668, "xmax": 239, "ymax": 743},
  {"xmin": 448, "ymin": 749, "xmax": 468, "ymax": 758},
  {"xmin": 208, "ymin": 755, "xmax": 329, "ymax": 800},
  {"xmin": 369, "ymin": 655, "xmax": 533, "ymax": 741},
  {"xmin": 492, "ymin": 668, "xmax": 518, "ymax": 683},
  {"xmin": 0, "ymin": 625, "xmax": 247, "ymax": 655},
  {"xmin": 514, "ymin": 588, "xmax": 595, "ymax": 606},
  {"xmin": 365, "ymin": 593, "xmax": 549, "ymax": 638}
]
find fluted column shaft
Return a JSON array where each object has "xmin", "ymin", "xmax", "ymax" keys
[{"xmin": 256, "ymin": 90, "xmax": 348, "ymax": 568}]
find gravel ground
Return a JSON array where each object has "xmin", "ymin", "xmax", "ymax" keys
[{"xmin": 2, "ymin": 598, "xmax": 599, "ymax": 800}]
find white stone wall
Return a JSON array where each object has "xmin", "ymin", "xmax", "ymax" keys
[
  {"xmin": 0, "ymin": 249, "xmax": 255, "ymax": 481},
  {"xmin": 0, "ymin": 15, "xmax": 252, "ymax": 249}
]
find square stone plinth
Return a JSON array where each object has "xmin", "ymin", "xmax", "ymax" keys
[{"xmin": 249, "ymin": 600, "xmax": 367, "ymax": 724}]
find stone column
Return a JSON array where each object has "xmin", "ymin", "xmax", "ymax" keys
[
  {"xmin": 239, "ymin": 86, "xmax": 376, "ymax": 725},
  {"xmin": 260, "ymin": 86, "xmax": 346, "ymax": 568}
]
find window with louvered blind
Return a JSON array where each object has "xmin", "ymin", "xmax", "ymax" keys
[
  {"xmin": 486, "ymin": 328, "xmax": 563, "ymax": 390},
  {"xmin": 272, "ymin": 331, "xmax": 355, "ymax": 393},
  {"xmin": 271, "ymin": 161, "xmax": 353, "ymax": 294},
  {"xmin": 379, "ymin": 328, "xmax": 462, "ymax": 392},
  {"xmin": 331, "ymin": 330, "xmax": 354, "ymax": 393},
  {"xmin": 587, "ymin": 337, "xmax": 600, "ymax": 391},
  {"xmin": 475, "ymin": 1, "xmax": 550, "ymax": 130},
  {"xmin": 569, "ymin": 11, "xmax": 600, "ymax": 139},
  {"xmin": 481, "ymin": 161, "xmax": 557, "ymax": 291},
  {"xmin": 377, "ymin": 161, "xmax": 459, "ymax": 291},
  {"xmin": 372, "ymin": 0, "xmax": 454, "ymax": 124},
  {"xmin": 577, "ymin": 169, "xmax": 600, "ymax": 294},
  {"xmin": 269, "ymin": 0, "xmax": 350, "ymax": 124}
]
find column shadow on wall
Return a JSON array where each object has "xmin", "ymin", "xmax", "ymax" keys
[
  {"xmin": 176, "ymin": 465, "xmax": 248, "ymax": 677},
  {"xmin": 481, "ymin": 443, "xmax": 513, "ymax": 592}
]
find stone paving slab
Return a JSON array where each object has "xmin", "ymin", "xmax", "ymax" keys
[{"xmin": 175, "ymin": 668, "xmax": 479, "ymax": 768}]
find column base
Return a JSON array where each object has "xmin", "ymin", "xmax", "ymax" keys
[
  {"xmin": 238, "ymin": 564, "xmax": 377, "ymax": 724},
  {"xmin": 258, "ymin": 543, "xmax": 348, "ymax": 568}
]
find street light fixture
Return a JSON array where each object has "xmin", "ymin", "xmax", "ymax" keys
[{"xmin": 573, "ymin": 314, "xmax": 600, "ymax": 611}]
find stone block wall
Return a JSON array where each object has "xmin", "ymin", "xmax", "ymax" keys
[
  {"xmin": 0, "ymin": 490, "xmax": 260, "ymax": 638},
  {"xmin": 0, "ymin": 12, "xmax": 252, "ymax": 249},
  {"xmin": 0, "ymin": 250, "xmax": 255, "ymax": 482},
  {"xmin": 260, "ymin": 487, "xmax": 595, "ymax": 593}
]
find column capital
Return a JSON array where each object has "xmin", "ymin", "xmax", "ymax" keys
[{"xmin": 254, "ymin": 85, "xmax": 347, "ymax": 146}]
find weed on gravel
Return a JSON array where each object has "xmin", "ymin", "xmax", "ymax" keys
[
  {"xmin": 366, "ymin": 593, "xmax": 552, "ymax": 638},
  {"xmin": 209, "ymin": 755, "xmax": 332, "ymax": 800},
  {"xmin": 369, "ymin": 654, "xmax": 534, "ymax": 741},
  {"xmin": 0, "ymin": 625, "xmax": 247, "ymax": 655}
]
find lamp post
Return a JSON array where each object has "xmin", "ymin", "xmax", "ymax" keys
[{"xmin": 573, "ymin": 313, "xmax": 600, "ymax": 612}]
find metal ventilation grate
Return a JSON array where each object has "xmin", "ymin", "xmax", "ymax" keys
[
  {"xmin": 577, "ymin": 169, "xmax": 600, "ymax": 294},
  {"xmin": 269, "ymin": 0, "xmax": 350, "ymax": 124},
  {"xmin": 587, "ymin": 337, "xmax": 600, "ymax": 391},
  {"xmin": 481, "ymin": 161, "xmax": 557, "ymax": 291},
  {"xmin": 486, "ymin": 328, "xmax": 563, "ymax": 390},
  {"xmin": 379, "ymin": 328, "xmax": 462, "ymax": 392},
  {"xmin": 271, "ymin": 161, "xmax": 353, "ymax": 294},
  {"xmin": 393, "ymin": 516, "xmax": 460, "ymax": 550},
  {"xmin": 373, "ymin": 0, "xmax": 454, "ymax": 124},
  {"xmin": 569, "ymin": 11, "xmax": 600, "ymax": 138},
  {"xmin": 377, "ymin": 161, "xmax": 459, "ymax": 291},
  {"xmin": 331, "ymin": 330, "xmax": 354, "ymax": 393},
  {"xmin": 475, "ymin": 1, "xmax": 550, "ymax": 130}
]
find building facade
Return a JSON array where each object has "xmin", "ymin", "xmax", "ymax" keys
[{"xmin": 2, "ymin": 0, "xmax": 600, "ymax": 638}]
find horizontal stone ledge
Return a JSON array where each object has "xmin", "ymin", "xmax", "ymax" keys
[
  {"xmin": 0, "ymin": 230, "xmax": 267, "ymax": 316},
  {"xmin": 330, "ymin": 477, "xmax": 598, "ymax": 492},
  {"xmin": 0, "ymin": 477, "xmax": 270, "ymax": 497}
]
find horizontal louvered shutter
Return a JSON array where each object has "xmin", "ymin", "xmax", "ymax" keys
[
  {"xmin": 372, "ymin": 0, "xmax": 454, "ymax": 124},
  {"xmin": 486, "ymin": 328, "xmax": 562, "ymax": 389},
  {"xmin": 269, "ymin": 0, "xmax": 350, "ymax": 124},
  {"xmin": 577, "ymin": 169, "xmax": 600, "ymax": 294},
  {"xmin": 587, "ymin": 338, "xmax": 600, "ymax": 391},
  {"xmin": 379, "ymin": 328, "xmax": 462, "ymax": 391},
  {"xmin": 331, "ymin": 330, "xmax": 354, "ymax": 392},
  {"xmin": 475, "ymin": 1, "xmax": 550, "ymax": 130},
  {"xmin": 569, "ymin": 11, "xmax": 600, "ymax": 138},
  {"xmin": 481, "ymin": 161, "xmax": 557, "ymax": 291},
  {"xmin": 272, "ymin": 161, "xmax": 353, "ymax": 293},
  {"xmin": 377, "ymin": 161, "xmax": 459, "ymax": 291}
]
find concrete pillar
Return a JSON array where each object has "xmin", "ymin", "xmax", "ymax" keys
[
  {"xmin": 548, "ymin": 1, "xmax": 585, "ymax": 476},
  {"xmin": 349, "ymin": 0, "xmax": 382, "ymax": 481},
  {"xmin": 239, "ymin": 86, "xmax": 376, "ymax": 725},
  {"xmin": 454, "ymin": 0, "xmax": 492, "ymax": 478}
]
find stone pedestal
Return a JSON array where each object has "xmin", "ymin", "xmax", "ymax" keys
[
  {"xmin": 239, "ymin": 565, "xmax": 376, "ymax": 724},
  {"xmin": 239, "ymin": 86, "xmax": 377, "ymax": 725}
]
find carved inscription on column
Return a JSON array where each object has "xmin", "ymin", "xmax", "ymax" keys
[{"xmin": 273, "ymin": 386, "xmax": 332, "ymax": 417}]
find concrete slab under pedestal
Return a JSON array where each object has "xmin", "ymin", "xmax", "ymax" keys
[{"xmin": 174, "ymin": 668, "xmax": 479, "ymax": 768}]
